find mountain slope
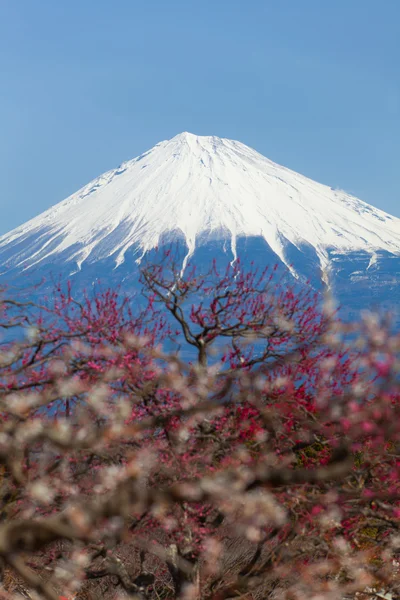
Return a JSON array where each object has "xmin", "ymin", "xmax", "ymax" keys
[
  {"xmin": 1, "ymin": 132, "xmax": 399, "ymax": 284},
  {"xmin": 0, "ymin": 132, "xmax": 399, "ymax": 320}
]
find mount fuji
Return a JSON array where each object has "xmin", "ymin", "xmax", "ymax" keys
[{"xmin": 1, "ymin": 132, "xmax": 399, "ymax": 318}]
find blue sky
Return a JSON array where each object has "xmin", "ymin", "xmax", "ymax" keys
[{"xmin": 0, "ymin": 0, "xmax": 399, "ymax": 234}]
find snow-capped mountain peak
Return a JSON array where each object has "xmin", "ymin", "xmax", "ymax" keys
[{"xmin": 1, "ymin": 132, "xmax": 400, "ymax": 279}]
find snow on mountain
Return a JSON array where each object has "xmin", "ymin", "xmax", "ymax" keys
[{"xmin": 1, "ymin": 132, "xmax": 400, "ymax": 283}]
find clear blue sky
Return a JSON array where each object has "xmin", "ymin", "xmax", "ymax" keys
[{"xmin": 0, "ymin": 0, "xmax": 399, "ymax": 234}]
